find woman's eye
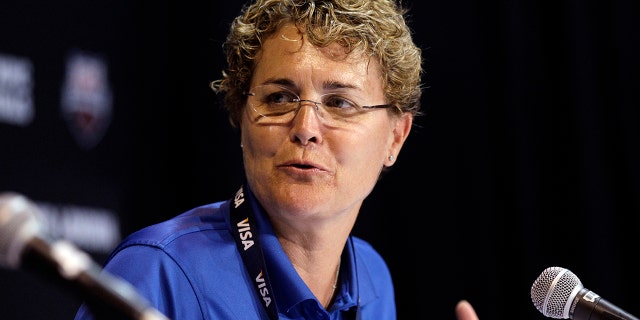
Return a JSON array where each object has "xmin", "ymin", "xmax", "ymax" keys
[
  {"xmin": 267, "ymin": 92, "xmax": 296, "ymax": 104},
  {"xmin": 324, "ymin": 96, "xmax": 357, "ymax": 109}
]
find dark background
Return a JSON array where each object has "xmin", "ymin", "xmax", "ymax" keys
[{"xmin": 0, "ymin": 0, "xmax": 638, "ymax": 319}]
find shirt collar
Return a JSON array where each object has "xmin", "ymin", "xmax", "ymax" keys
[{"xmin": 240, "ymin": 183, "xmax": 379, "ymax": 315}]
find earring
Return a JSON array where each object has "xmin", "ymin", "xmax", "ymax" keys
[{"xmin": 388, "ymin": 155, "xmax": 394, "ymax": 161}]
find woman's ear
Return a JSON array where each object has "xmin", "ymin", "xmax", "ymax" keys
[{"xmin": 385, "ymin": 113, "xmax": 413, "ymax": 166}]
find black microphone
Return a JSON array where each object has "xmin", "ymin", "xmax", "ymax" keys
[
  {"xmin": 531, "ymin": 266, "xmax": 638, "ymax": 320},
  {"xmin": 0, "ymin": 192, "xmax": 169, "ymax": 320}
]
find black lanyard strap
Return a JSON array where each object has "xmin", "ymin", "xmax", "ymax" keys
[
  {"xmin": 229, "ymin": 185, "xmax": 279, "ymax": 320},
  {"xmin": 229, "ymin": 184, "xmax": 362, "ymax": 319}
]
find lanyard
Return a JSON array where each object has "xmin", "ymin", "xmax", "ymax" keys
[
  {"xmin": 229, "ymin": 184, "xmax": 361, "ymax": 320},
  {"xmin": 229, "ymin": 185, "xmax": 279, "ymax": 320}
]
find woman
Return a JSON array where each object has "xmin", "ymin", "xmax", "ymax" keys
[{"xmin": 75, "ymin": 0, "xmax": 479, "ymax": 319}]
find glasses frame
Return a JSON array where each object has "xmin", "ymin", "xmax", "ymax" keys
[{"xmin": 243, "ymin": 84, "xmax": 397, "ymax": 123}]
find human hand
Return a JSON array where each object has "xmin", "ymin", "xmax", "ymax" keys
[{"xmin": 455, "ymin": 300, "xmax": 479, "ymax": 320}]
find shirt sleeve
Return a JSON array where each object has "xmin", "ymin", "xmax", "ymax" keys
[{"xmin": 74, "ymin": 244, "xmax": 203, "ymax": 320}]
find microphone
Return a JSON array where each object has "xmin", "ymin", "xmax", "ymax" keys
[
  {"xmin": 531, "ymin": 266, "xmax": 638, "ymax": 320},
  {"xmin": 0, "ymin": 192, "xmax": 169, "ymax": 320}
]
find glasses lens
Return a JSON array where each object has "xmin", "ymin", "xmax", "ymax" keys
[
  {"xmin": 246, "ymin": 84, "xmax": 389, "ymax": 124},
  {"xmin": 249, "ymin": 84, "xmax": 298, "ymax": 122}
]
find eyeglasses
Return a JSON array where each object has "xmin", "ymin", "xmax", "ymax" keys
[{"xmin": 244, "ymin": 83, "xmax": 395, "ymax": 125}]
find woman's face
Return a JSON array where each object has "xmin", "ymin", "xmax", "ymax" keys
[{"xmin": 240, "ymin": 23, "xmax": 412, "ymax": 226}]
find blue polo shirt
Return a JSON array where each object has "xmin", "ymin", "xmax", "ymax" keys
[{"xmin": 74, "ymin": 186, "xmax": 395, "ymax": 319}]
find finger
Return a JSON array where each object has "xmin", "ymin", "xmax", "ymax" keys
[{"xmin": 455, "ymin": 300, "xmax": 479, "ymax": 320}]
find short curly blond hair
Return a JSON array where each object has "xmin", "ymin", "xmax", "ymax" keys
[{"xmin": 212, "ymin": 0, "xmax": 423, "ymax": 128}]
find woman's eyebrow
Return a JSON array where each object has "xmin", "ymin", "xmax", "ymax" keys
[{"xmin": 322, "ymin": 80, "xmax": 359, "ymax": 91}]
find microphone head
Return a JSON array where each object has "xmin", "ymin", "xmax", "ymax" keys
[
  {"xmin": 0, "ymin": 192, "xmax": 43, "ymax": 269},
  {"xmin": 531, "ymin": 266, "xmax": 584, "ymax": 319}
]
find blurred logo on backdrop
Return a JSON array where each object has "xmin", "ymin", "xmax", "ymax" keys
[
  {"xmin": 0, "ymin": 53, "xmax": 34, "ymax": 126},
  {"xmin": 36, "ymin": 200, "xmax": 121, "ymax": 254},
  {"xmin": 61, "ymin": 50, "xmax": 113, "ymax": 150}
]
